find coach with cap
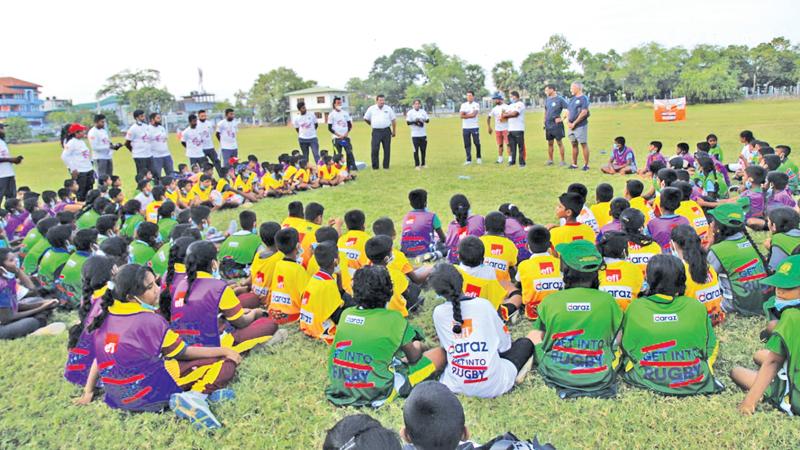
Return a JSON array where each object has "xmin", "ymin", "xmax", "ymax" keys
[
  {"xmin": 0, "ymin": 123, "xmax": 23, "ymax": 205},
  {"xmin": 61, "ymin": 123, "xmax": 94, "ymax": 201},
  {"xmin": 363, "ymin": 94, "xmax": 396, "ymax": 170}
]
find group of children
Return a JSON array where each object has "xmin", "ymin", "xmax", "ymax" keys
[{"xmin": 1, "ymin": 131, "xmax": 799, "ymax": 437}]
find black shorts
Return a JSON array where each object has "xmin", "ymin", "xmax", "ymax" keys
[{"xmin": 545, "ymin": 125, "xmax": 565, "ymax": 141}]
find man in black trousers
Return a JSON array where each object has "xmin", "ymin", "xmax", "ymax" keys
[{"xmin": 363, "ymin": 94, "xmax": 396, "ymax": 169}]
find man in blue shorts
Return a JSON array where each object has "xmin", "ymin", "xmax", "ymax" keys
[{"xmin": 543, "ymin": 84, "xmax": 568, "ymax": 166}]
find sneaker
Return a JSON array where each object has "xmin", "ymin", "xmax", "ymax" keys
[
  {"xmin": 32, "ymin": 322, "xmax": 66, "ymax": 336},
  {"xmin": 264, "ymin": 328, "xmax": 289, "ymax": 348},
  {"xmin": 464, "ymin": 160, "xmax": 472, "ymax": 166},
  {"xmin": 421, "ymin": 165, "xmax": 427, "ymax": 169},
  {"xmin": 415, "ymin": 166, "xmax": 421, "ymax": 171},
  {"xmin": 476, "ymin": 158, "xmax": 482, "ymax": 164},
  {"xmin": 496, "ymin": 156, "xmax": 503, "ymax": 164},
  {"xmin": 519, "ymin": 163, "xmax": 527, "ymax": 168},
  {"xmin": 508, "ymin": 156, "xmax": 512, "ymax": 163},
  {"xmin": 582, "ymin": 165, "xmax": 590, "ymax": 171},
  {"xmin": 515, "ymin": 356, "xmax": 534, "ymax": 385},
  {"xmin": 559, "ymin": 161, "xmax": 567, "ymax": 167},
  {"xmin": 207, "ymin": 388, "xmax": 235, "ymax": 404},
  {"xmin": 170, "ymin": 392, "xmax": 222, "ymax": 430},
  {"xmin": 545, "ymin": 160, "xmax": 554, "ymax": 166},
  {"xmin": 568, "ymin": 164, "xmax": 578, "ymax": 170}
]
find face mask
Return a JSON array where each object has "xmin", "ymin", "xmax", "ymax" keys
[
  {"xmin": 2, "ymin": 269, "xmax": 15, "ymax": 280},
  {"xmin": 774, "ymin": 298, "xmax": 800, "ymax": 312},
  {"xmin": 212, "ymin": 269, "xmax": 221, "ymax": 280},
  {"xmin": 745, "ymin": 180, "xmax": 752, "ymax": 190},
  {"xmin": 155, "ymin": 235, "xmax": 163, "ymax": 245},
  {"xmin": 0, "ymin": 220, "xmax": 6, "ymax": 229},
  {"xmin": 134, "ymin": 296, "xmax": 158, "ymax": 312},
  {"xmin": 334, "ymin": 264, "xmax": 341, "ymax": 274},
  {"xmin": 127, "ymin": 253, "xmax": 134, "ymax": 264},
  {"xmin": 614, "ymin": 144, "xmax": 621, "ymax": 150},
  {"xmin": 67, "ymin": 244, "xmax": 76, "ymax": 252},
  {"xmin": 767, "ymin": 187, "xmax": 774, "ymax": 196}
]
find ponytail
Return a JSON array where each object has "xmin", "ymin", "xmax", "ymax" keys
[
  {"xmin": 67, "ymin": 255, "xmax": 114, "ymax": 348},
  {"xmin": 451, "ymin": 294, "xmax": 463, "ymax": 334},
  {"xmin": 182, "ymin": 241, "xmax": 217, "ymax": 301},
  {"xmin": 429, "ymin": 263, "xmax": 465, "ymax": 333},
  {"xmin": 87, "ymin": 288, "xmax": 115, "ymax": 333},
  {"xmin": 450, "ymin": 194, "xmax": 470, "ymax": 227},
  {"xmin": 742, "ymin": 227, "xmax": 771, "ymax": 275},
  {"xmin": 670, "ymin": 225, "xmax": 707, "ymax": 284}
]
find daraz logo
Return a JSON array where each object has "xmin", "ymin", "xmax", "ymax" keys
[
  {"xmin": 539, "ymin": 261, "xmax": 555, "ymax": 274},
  {"xmin": 256, "ymin": 272, "xmax": 264, "ymax": 283},
  {"xmin": 465, "ymin": 284, "xmax": 481, "ymax": 298},
  {"xmin": 606, "ymin": 269, "xmax": 621, "ymax": 282},
  {"xmin": 491, "ymin": 244, "xmax": 503, "ymax": 256},
  {"xmin": 405, "ymin": 217, "xmax": 415, "ymax": 225}
]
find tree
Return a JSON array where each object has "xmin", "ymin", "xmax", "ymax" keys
[
  {"xmin": 749, "ymin": 37, "xmax": 797, "ymax": 90},
  {"xmin": 248, "ymin": 67, "xmax": 315, "ymax": 123},
  {"xmin": 491, "ymin": 60, "xmax": 520, "ymax": 96},
  {"xmin": 520, "ymin": 34, "xmax": 578, "ymax": 100},
  {"xmin": 127, "ymin": 87, "xmax": 174, "ymax": 113},
  {"xmin": 96, "ymin": 69, "xmax": 161, "ymax": 100},
  {"xmin": 3, "ymin": 117, "xmax": 30, "ymax": 143},
  {"xmin": 368, "ymin": 48, "xmax": 424, "ymax": 105},
  {"xmin": 616, "ymin": 43, "xmax": 687, "ymax": 100},
  {"xmin": 676, "ymin": 45, "xmax": 741, "ymax": 102},
  {"xmin": 576, "ymin": 48, "xmax": 621, "ymax": 99}
]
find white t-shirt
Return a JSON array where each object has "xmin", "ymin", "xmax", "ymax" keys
[
  {"xmin": 327, "ymin": 109, "xmax": 352, "ymax": 137},
  {"xmin": 87, "ymin": 127, "xmax": 112, "ymax": 160},
  {"xmin": 490, "ymin": 104, "xmax": 509, "ymax": 132},
  {"xmin": 0, "ymin": 139, "xmax": 14, "ymax": 178},
  {"xmin": 181, "ymin": 126, "xmax": 205, "ymax": 158},
  {"xmin": 363, "ymin": 104, "xmax": 396, "ymax": 129},
  {"xmin": 61, "ymin": 138, "xmax": 93, "ymax": 172},
  {"xmin": 197, "ymin": 119, "xmax": 215, "ymax": 150},
  {"xmin": 406, "ymin": 108, "xmax": 429, "ymax": 138},
  {"xmin": 125, "ymin": 122, "xmax": 151, "ymax": 158},
  {"xmin": 459, "ymin": 101, "xmax": 480, "ymax": 129},
  {"xmin": 558, "ymin": 205, "xmax": 600, "ymax": 233},
  {"xmin": 293, "ymin": 113, "xmax": 318, "ymax": 140},
  {"xmin": 433, "ymin": 297, "xmax": 516, "ymax": 398},
  {"xmin": 216, "ymin": 119, "xmax": 238, "ymax": 149},
  {"xmin": 147, "ymin": 125, "xmax": 170, "ymax": 157},
  {"xmin": 507, "ymin": 100, "xmax": 526, "ymax": 132}
]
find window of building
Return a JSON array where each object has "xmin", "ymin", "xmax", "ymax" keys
[
  {"xmin": 314, "ymin": 112, "xmax": 322, "ymax": 119},
  {"xmin": 317, "ymin": 96, "xmax": 325, "ymax": 104}
]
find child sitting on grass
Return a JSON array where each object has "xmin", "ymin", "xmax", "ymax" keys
[
  {"xmin": 129, "ymin": 222, "xmax": 159, "ymax": 266},
  {"xmin": 590, "ymin": 183, "xmax": 614, "ymax": 229},
  {"xmin": 601, "ymin": 136, "xmax": 637, "ymax": 175},
  {"xmin": 732, "ymin": 255, "xmax": 800, "ymax": 416},
  {"xmin": 624, "ymin": 179, "xmax": 654, "ymax": 224},
  {"xmin": 670, "ymin": 225, "xmax": 725, "ymax": 326},
  {"xmin": 456, "ymin": 237, "xmax": 522, "ymax": 321},
  {"xmin": 431, "ymin": 264, "xmax": 534, "ymax": 398},
  {"xmin": 620, "ymin": 208, "xmax": 662, "ymax": 276},
  {"xmin": 499, "ymin": 203, "xmax": 534, "ymax": 261},
  {"xmin": 400, "ymin": 188, "xmax": 447, "ymax": 258},
  {"xmin": 597, "ymin": 197, "xmax": 630, "ymax": 243},
  {"xmin": 78, "ymin": 264, "xmax": 241, "ymax": 430},
  {"xmin": 597, "ymin": 231, "xmax": 644, "ymax": 311},
  {"xmin": 267, "ymin": 227, "xmax": 309, "ymax": 324},
  {"xmin": 445, "ymin": 194, "xmax": 485, "ymax": 263},
  {"xmin": 638, "ymin": 140, "xmax": 666, "ymax": 177},
  {"xmin": 372, "ymin": 217, "xmax": 430, "ymax": 285},
  {"xmin": 0, "ymin": 248, "xmax": 61, "ymax": 339},
  {"xmin": 765, "ymin": 172, "xmax": 797, "ymax": 210},
  {"xmin": 299, "ymin": 241, "xmax": 355, "ymax": 344},
  {"xmin": 325, "ymin": 265, "xmax": 444, "ymax": 408},
  {"xmin": 119, "ymin": 199, "xmax": 144, "ymax": 239},
  {"xmin": 480, "ymin": 212, "xmax": 519, "ymax": 283},
  {"xmin": 549, "ymin": 192, "xmax": 596, "ymax": 253},
  {"xmin": 365, "ymin": 235, "xmax": 421, "ymax": 316},
  {"xmin": 56, "ymin": 229, "xmax": 97, "ymax": 307},
  {"xmin": 646, "ymin": 187, "xmax": 689, "ymax": 252},
  {"xmin": 621, "ymin": 254, "xmax": 723, "ymax": 396},
  {"xmin": 673, "ymin": 181, "xmax": 710, "ymax": 246},
  {"xmin": 765, "ymin": 207, "xmax": 800, "ymax": 273},
  {"xmin": 36, "ymin": 224, "xmax": 73, "ymax": 292},
  {"xmin": 338, "ymin": 209, "xmax": 371, "ymax": 275},
  {"xmin": 400, "ymin": 381, "xmax": 474, "ymax": 450},
  {"xmin": 561, "ymin": 183, "xmax": 600, "ymax": 233},
  {"xmin": 217, "ymin": 211, "xmax": 261, "ymax": 279},
  {"xmin": 515, "ymin": 225, "xmax": 563, "ymax": 320}
]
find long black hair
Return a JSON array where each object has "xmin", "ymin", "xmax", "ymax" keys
[
  {"xmin": 710, "ymin": 215, "xmax": 770, "ymax": 274},
  {"xmin": 597, "ymin": 231, "xmax": 629, "ymax": 260},
  {"xmin": 75, "ymin": 190, "xmax": 103, "ymax": 220},
  {"xmin": 88, "ymin": 264, "xmax": 155, "ymax": 333},
  {"xmin": 450, "ymin": 194, "xmax": 470, "ymax": 227},
  {"xmin": 670, "ymin": 224, "xmax": 708, "ymax": 284},
  {"xmin": 619, "ymin": 208, "xmax": 654, "ymax": 247},
  {"xmin": 499, "ymin": 203, "xmax": 534, "ymax": 227},
  {"xmin": 645, "ymin": 254, "xmax": 687, "ymax": 297},
  {"xmin": 159, "ymin": 236, "xmax": 197, "ymax": 319},
  {"xmin": 429, "ymin": 263, "xmax": 465, "ymax": 333},
  {"xmin": 182, "ymin": 241, "xmax": 217, "ymax": 301},
  {"xmin": 98, "ymin": 236, "xmax": 130, "ymax": 267},
  {"xmin": 67, "ymin": 255, "xmax": 114, "ymax": 348}
]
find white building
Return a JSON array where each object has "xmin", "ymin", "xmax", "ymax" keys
[{"xmin": 286, "ymin": 86, "xmax": 349, "ymax": 124}]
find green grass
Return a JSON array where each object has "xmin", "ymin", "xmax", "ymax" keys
[{"xmin": 2, "ymin": 99, "xmax": 800, "ymax": 449}]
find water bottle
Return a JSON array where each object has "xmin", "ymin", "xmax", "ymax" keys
[{"xmin": 413, "ymin": 250, "xmax": 444, "ymax": 266}]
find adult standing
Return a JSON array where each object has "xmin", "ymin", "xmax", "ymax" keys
[
  {"xmin": 197, "ymin": 110, "xmax": 222, "ymax": 176},
  {"xmin": 487, "ymin": 93, "xmax": 509, "ymax": 164},
  {"xmin": 566, "ymin": 82, "xmax": 591, "ymax": 171},
  {"xmin": 405, "ymin": 99, "xmax": 429, "ymax": 170},
  {"xmin": 216, "ymin": 108, "xmax": 238, "ymax": 168},
  {"xmin": 327, "ymin": 97, "xmax": 356, "ymax": 172},
  {"xmin": 0, "ymin": 124, "xmax": 23, "ymax": 206},
  {"xmin": 363, "ymin": 94, "xmax": 396, "ymax": 170},
  {"xmin": 293, "ymin": 102, "xmax": 320, "ymax": 162},
  {"xmin": 503, "ymin": 91, "xmax": 526, "ymax": 168},
  {"xmin": 148, "ymin": 113, "xmax": 172, "ymax": 180},
  {"xmin": 543, "ymin": 84, "xmax": 569, "ymax": 166},
  {"xmin": 459, "ymin": 90, "xmax": 481, "ymax": 165},
  {"xmin": 180, "ymin": 114, "xmax": 205, "ymax": 167},
  {"xmin": 124, "ymin": 109, "xmax": 153, "ymax": 181},
  {"xmin": 87, "ymin": 114, "xmax": 119, "ymax": 177},
  {"xmin": 60, "ymin": 124, "xmax": 94, "ymax": 201}
]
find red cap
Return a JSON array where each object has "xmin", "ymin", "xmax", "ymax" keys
[
  {"xmin": 228, "ymin": 157, "xmax": 239, "ymax": 166},
  {"xmin": 68, "ymin": 123, "xmax": 87, "ymax": 134}
]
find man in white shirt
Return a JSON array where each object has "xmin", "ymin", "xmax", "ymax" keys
[
  {"xmin": 125, "ymin": 109, "xmax": 152, "ymax": 181},
  {"xmin": 216, "ymin": 108, "xmax": 238, "ymax": 169},
  {"xmin": 0, "ymin": 124, "xmax": 23, "ymax": 205},
  {"xmin": 502, "ymin": 90, "xmax": 526, "ymax": 168},
  {"xmin": 148, "ymin": 112, "xmax": 172, "ymax": 180},
  {"xmin": 459, "ymin": 90, "xmax": 482, "ymax": 165},
  {"xmin": 363, "ymin": 94, "xmax": 396, "ymax": 170},
  {"xmin": 197, "ymin": 109, "xmax": 222, "ymax": 176},
  {"xmin": 61, "ymin": 123, "xmax": 94, "ymax": 201},
  {"xmin": 293, "ymin": 101, "xmax": 320, "ymax": 162},
  {"xmin": 87, "ymin": 114, "xmax": 120, "ymax": 177},
  {"xmin": 327, "ymin": 97, "xmax": 356, "ymax": 171},
  {"xmin": 180, "ymin": 114, "xmax": 206, "ymax": 166},
  {"xmin": 405, "ymin": 99, "xmax": 429, "ymax": 169},
  {"xmin": 486, "ymin": 93, "xmax": 509, "ymax": 164}
]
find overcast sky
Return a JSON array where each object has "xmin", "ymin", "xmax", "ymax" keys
[{"xmin": 7, "ymin": 0, "xmax": 798, "ymax": 102}]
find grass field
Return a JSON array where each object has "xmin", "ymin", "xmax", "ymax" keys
[{"xmin": 2, "ymin": 99, "xmax": 800, "ymax": 449}]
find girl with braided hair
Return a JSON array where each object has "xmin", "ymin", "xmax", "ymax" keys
[
  {"xmin": 670, "ymin": 225, "xmax": 725, "ymax": 326},
  {"xmin": 445, "ymin": 194, "xmax": 485, "ymax": 264},
  {"xmin": 77, "ymin": 264, "xmax": 240, "ymax": 430},
  {"xmin": 158, "ymin": 236, "xmax": 196, "ymax": 315},
  {"xmin": 430, "ymin": 263, "xmax": 534, "ymax": 398},
  {"xmin": 64, "ymin": 255, "xmax": 114, "ymax": 386},
  {"xmin": 168, "ymin": 241, "xmax": 283, "ymax": 354}
]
